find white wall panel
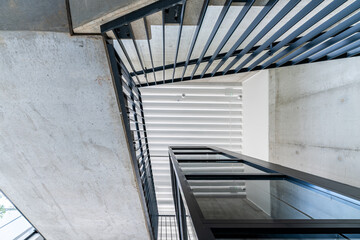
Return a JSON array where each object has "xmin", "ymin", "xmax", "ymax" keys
[{"xmin": 141, "ymin": 82, "xmax": 242, "ymax": 215}]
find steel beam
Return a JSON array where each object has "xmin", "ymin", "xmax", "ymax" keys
[
  {"xmin": 143, "ymin": 17, "xmax": 157, "ymax": 83},
  {"xmin": 131, "ymin": 35, "xmax": 316, "ymax": 77},
  {"xmin": 279, "ymin": 11, "xmax": 360, "ymax": 66},
  {"xmin": 181, "ymin": 0, "xmax": 209, "ymax": 81},
  {"xmin": 211, "ymin": 0, "xmax": 278, "ymax": 75},
  {"xmin": 233, "ymin": 0, "xmax": 323, "ymax": 72},
  {"xmin": 229, "ymin": 0, "xmax": 300, "ymax": 73},
  {"xmin": 190, "ymin": 0, "xmax": 233, "ymax": 79},
  {"xmin": 347, "ymin": 46, "xmax": 360, "ymax": 58},
  {"xmin": 199, "ymin": 0, "xmax": 254, "ymax": 78},
  {"xmin": 172, "ymin": 0, "xmax": 187, "ymax": 82},
  {"xmin": 162, "ymin": 9, "xmax": 166, "ymax": 83},
  {"xmin": 247, "ymin": 0, "xmax": 346, "ymax": 71},
  {"xmin": 261, "ymin": 0, "xmax": 360, "ymax": 69},
  {"xmin": 129, "ymin": 24, "xmax": 149, "ymax": 85},
  {"xmin": 113, "ymin": 30, "xmax": 142, "ymax": 85},
  {"xmin": 310, "ymin": 31, "xmax": 360, "ymax": 62}
]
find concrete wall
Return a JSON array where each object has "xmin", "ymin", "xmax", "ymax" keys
[
  {"xmin": 0, "ymin": 0, "xmax": 68, "ymax": 32},
  {"xmin": 69, "ymin": 0, "xmax": 141, "ymax": 28},
  {"xmin": 70, "ymin": 0, "xmax": 156, "ymax": 33},
  {"xmin": 0, "ymin": 31, "xmax": 149, "ymax": 240},
  {"xmin": 269, "ymin": 56, "xmax": 360, "ymax": 188},
  {"xmin": 242, "ymin": 70, "xmax": 269, "ymax": 161}
]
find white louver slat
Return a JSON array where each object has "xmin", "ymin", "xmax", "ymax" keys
[{"xmin": 141, "ymin": 82, "xmax": 242, "ymax": 215}]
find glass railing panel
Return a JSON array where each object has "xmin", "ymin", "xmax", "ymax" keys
[
  {"xmin": 179, "ymin": 162, "xmax": 266, "ymax": 174},
  {"xmin": 214, "ymin": 233, "xmax": 355, "ymax": 239},
  {"xmin": 173, "ymin": 149, "xmax": 216, "ymax": 153},
  {"xmin": 188, "ymin": 180, "xmax": 360, "ymax": 220},
  {"xmin": 175, "ymin": 153, "xmax": 236, "ymax": 160}
]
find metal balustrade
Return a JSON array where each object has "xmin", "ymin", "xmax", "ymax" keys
[
  {"xmin": 169, "ymin": 146, "xmax": 360, "ymax": 240},
  {"xmin": 106, "ymin": 44, "xmax": 159, "ymax": 239},
  {"xmin": 101, "ymin": 0, "xmax": 360, "ymax": 87}
]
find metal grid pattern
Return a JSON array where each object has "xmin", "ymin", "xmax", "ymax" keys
[
  {"xmin": 101, "ymin": 0, "xmax": 360, "ymax": 87},
  {"xmin": 158, "ymin": 215, "xmax": 196, "ymax": 240},
  {"xmin": 106, "ymin": 44, "xmax": 158, "ymax": 239},
  {"xmin": 158, "ymin": 215, "xmax": 178, "ymax": 240}
]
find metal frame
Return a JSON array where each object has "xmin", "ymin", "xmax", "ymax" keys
[
  {"xmin": 190, "ymin": 0, "xmax": 232, "ymax": 80},
  {"xmin": 101, "ymin": 0, "xmax": 360, "ymax": 87},
  {"xmin": 169, "ymin": 146, "xmax": 360, "ymax": 240},
  {"xmin": 105, "ymin": 43, "xmax": 158, "ymax": 239}
]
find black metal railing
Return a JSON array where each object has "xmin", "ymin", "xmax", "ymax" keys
[
  {"xmin": 169, "ymin": 146, "xmax": 360, "ymax": 240},
  {"xmin": 101, "ymin": 0, "xmax": 360, "ymax": 87},
  {"xmin": 106, "ymin": 43, "xmax": 158, "ymax": 239}
]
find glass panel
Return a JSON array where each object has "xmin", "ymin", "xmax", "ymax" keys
[
  {"xmin": 189, "ymin": 180, "xmax": 360, "ymax": 220},
  {"xmin": 180, "ymin": 162, "xmax": 266, "ymax": 174},
  {"xmin": 0, "ymin": 191, "xmax": 35, "ymax": 240},
  {"xmin": 173, "ymin": 149, "xmax": 216, "ymax": 153},
  {"xmin": 180, "ymin": 192, "xmax": 198, "ymax": 240},
  {"xmin": 214, "ymin": 233, "xmax": 353, "ymax": 239},
  {"xmin": 176, "ymin": 153, "xmax": 236, "ymax": 160},
  {"xmin": 344, "ymin": 234, "xmax": 360, "ymax": 240}
]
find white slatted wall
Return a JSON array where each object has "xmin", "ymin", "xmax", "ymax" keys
[{"xmin": 140, "ymin": 82, "xmax": 242, "ymax": 215}]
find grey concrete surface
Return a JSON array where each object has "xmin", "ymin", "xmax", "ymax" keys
[
  {"xmin": 269, "ymin": 56, "xmax": 360, "ymax": 188},
  {"xmin": 72, "ymin": 0, "xmax": 157, "ymax": 34},
  {"xmin": 69, "ymin": 0, "xmax": 150, "ymax": 29},
  {"xmin": 0, "ymin": 31, "xmax": 149, "ymax": 240},
  {"xmin": 0, "ymin": 0, "xmax": 68, "ymax": 32}
]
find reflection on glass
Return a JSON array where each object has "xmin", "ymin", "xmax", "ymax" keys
[
  {"xmin": 173, "ymin": 149, "xmax": 216, "ymax": 153},
  {"xmin": 214, "ymin": 233, "xmax": 358, "ymax": 240},
  {"xmin": 179, "ymin": 192, "xmax": 198, "ymax": 240},
  {"xmin": 180, "ymin": 162, "xmax": 266, "ymax": 174},
  {"xmin": 189, "ymin": 180, "xmax": 360, "ymax": 220},
  {"xmin": 176, "ymin": 153, "xmax": 235, "ymax": 160}
]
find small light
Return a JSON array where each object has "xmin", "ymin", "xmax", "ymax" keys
[{"xmin": 237, "ymin": 95, "xmax": 242, "ymax": 100}]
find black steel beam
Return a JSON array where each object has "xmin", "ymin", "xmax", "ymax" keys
[
  {"xmin": 259, "ymin": 0, "xmax": 350, "ymax": 70},
  {"xmin": 277, "ymin": 11, "xmax": 360, "ymax": 66},
  {"xmin": 113, "ymin": 30, "xmax": 142, "ymax": 85},
  {"xmin": 190, "ymin": 0, "xmax": 233, "ymax": 80},
  {"xmin": 211, "ymin": 0, "xmax": 278, "ymax": 75},
  {"xmin": 131, "ymin": 38, "xmax": 303, "ymax": 77},
  {"xmin": 129, "ymin": 24, "xmax": 149, "ymax": 85},
  {"xmin": 172, "ymin": 0, "xmax": 187, "ymax": 82},
  {"xmin": 226, "ymin": 0, "xmax": 300, "ymax": 73},
  {"xmin": 162, "ymin": 9, "xmax": 166, "ymax": 83},
  {"xmin": 270, "ymin": 1, "xmax": 360, "ymax": 68},
  {"xmin": 200, "ymin": 0, "xmax": 254, "ymax": 78},
  {"xmin": 143, "ymin": 17, "xmax": 157, "ymax": 83},
  {"xmin": 181, "ymin": 0, "xmax": 209, "ymax": 81},
  {"xmin": 233, "ymin": 0, "xmax": 323, "ymax": 73}
]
